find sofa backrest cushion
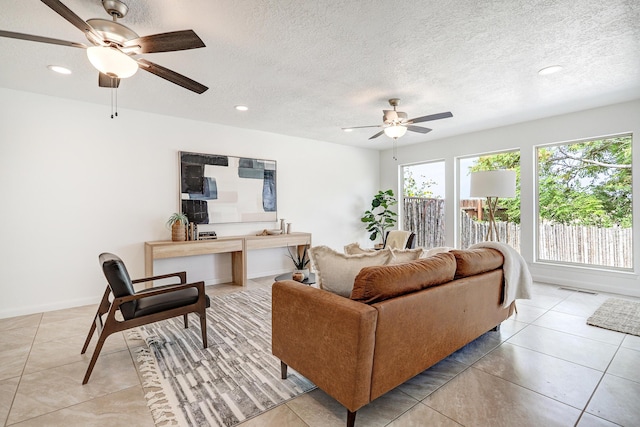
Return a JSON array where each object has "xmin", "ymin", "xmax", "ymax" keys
[
  {"xmin": 350, "ymin": 252, "xmax": 456, "ymax": 304},
  {"xmin": 309, "ymin": 245, "xmax": 393, "ymax": 297},
  {"xmin": 450, "ymin": 248, "xmax": 504, "ymax": 279}
]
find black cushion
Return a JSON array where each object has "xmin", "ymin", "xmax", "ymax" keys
[
  {"xmin": 134, "ymin": 288, "xmax": 210, "ymax": 318},
  {"xmin": 99, "ymin": 253, "xmax": 137, "ymax": 320}
]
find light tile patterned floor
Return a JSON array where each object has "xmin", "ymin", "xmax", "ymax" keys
[{"xmin": 1, "ymin": 279, "xmax": 639, "ymax": 426}]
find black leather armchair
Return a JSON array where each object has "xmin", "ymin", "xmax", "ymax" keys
[{"xmin": 81, "ymin": 252, "xmax": 210, "ymax": 384}]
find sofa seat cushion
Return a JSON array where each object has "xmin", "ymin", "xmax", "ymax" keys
[
  {"xmin": 451, "ymin": 248, "xmax": 504, "ymax": 279},
  {"xmin": 309, "ymin": 246, "xmax": 392, "ymax": 297},
  {"xmin": 350, "ymin": 252, "xmax": 457, "ymax": 304}
]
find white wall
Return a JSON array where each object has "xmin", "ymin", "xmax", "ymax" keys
[
  {"xmin": 381, "ymin": 100, "xmax": 640, "ymax": 297},
  {"xmin": 0, "ymin": 88, "xmax": 380, "ymax": 318}
]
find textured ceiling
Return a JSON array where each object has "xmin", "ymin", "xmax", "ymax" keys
[{"xmin": 1, "ymin": 0, "xmax": 639, "ymax": 149}]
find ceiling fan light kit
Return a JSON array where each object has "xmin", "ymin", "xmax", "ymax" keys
[
  {"xmin": 383, "ymin": 124, "xmax": 407, "ymax": 139},
  {"xmin": 87, "ymin": 45, "xmax": 138, "ymax": 78}
]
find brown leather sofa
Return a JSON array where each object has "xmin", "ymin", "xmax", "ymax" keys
[{"xmin": 272, "ymin": 248, "xmax": 515, "ymax": 427}]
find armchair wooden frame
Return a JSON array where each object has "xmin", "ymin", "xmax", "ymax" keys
[{"xmin": 81, "ymin": 271, "xmax": 209, "ymax": 384}]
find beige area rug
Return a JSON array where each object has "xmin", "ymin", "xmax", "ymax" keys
[
  {"xmin": 134, "ymin": 288, "xmax": 315, "ymax": 427},
  {"xmin": 587, "ymin": 298, "xmax": 640, "ymax": 336}
]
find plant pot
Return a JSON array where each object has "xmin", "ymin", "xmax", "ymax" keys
[
  {"xmin": 293, "ymin": 268, "xmax": 309, "ymax": 280},
  {"xmin": 171, "ymin": 222, "xmax": 186, "ymax": 242}
]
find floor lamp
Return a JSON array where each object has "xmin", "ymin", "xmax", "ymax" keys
[{"xmin": 469, "ymin": 170, "xmax": 516, "ymax": 242}]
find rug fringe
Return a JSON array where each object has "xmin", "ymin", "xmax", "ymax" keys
[{"xmin": 135, "ymin": 346, "xmax": 181, "ymax": 426}]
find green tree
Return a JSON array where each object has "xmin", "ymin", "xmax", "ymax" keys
[
  {"xmin": 469, "ymin": 136, "xmax": 632, "ymax": 227},
  {"xmin": 403, "ymin": 170, "xmax": 436, "ymax": 198}
]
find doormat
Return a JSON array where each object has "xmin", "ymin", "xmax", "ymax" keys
[{"xmin": 587, "ymin": 298, "xmax": 640, "ymax": 337}]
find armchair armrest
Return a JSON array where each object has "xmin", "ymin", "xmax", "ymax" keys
[
  {"xmin": 272, "ymin": 281, "xmax": 378, "ymax": 413},
  {"xmin": 117, "ymin": 281, "xmax": 205, "ymax": 303},
  {"xmin": 132, "ymin": 271, "xmax": 187, "ymax": 285}
]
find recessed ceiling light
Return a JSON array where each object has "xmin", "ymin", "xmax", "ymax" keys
[
  {"xmin": 47, "ymin": 65, "xmax": 72, "ymax": 75},
  {"xmin": 538, "ymin": 65, "xmax": 563, "ymax": 76},
  {"xmin": 234, "ymin": 105, "xmax": 249, "ymax": 111},
  {"xmin": 342, "ymin": 128, "xmax": 354, "ymax": 132}
]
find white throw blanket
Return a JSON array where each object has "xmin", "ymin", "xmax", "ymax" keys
[{"xmin": 470, "ymin": 242, "xmax": 533, "ymax": 307}]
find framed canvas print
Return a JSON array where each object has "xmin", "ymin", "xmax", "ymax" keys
[{"xmin": 180, "ymin": 151, "xmax": 277, "ymax": 224}]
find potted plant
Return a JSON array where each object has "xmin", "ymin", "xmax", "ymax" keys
[
  {"xmin": 286, "ymin": 246, "xmax": 310, "ymax": 281},
  {"xmin": 166, "ymin": 212, "xmax": 189, "ymax": 242},
  {"xmin": 361, "ymin": 189, "xmax": 398, "ymax": 248}
]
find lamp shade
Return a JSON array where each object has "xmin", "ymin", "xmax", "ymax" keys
[
  {"xmin": 469, "ymin": 170, "xmax": 516, "ymax": 198},
  {"xmin": 384, "ymin": 124, "xmax": 408, "ymax": 139},
  {"xmin": 86, "ymin": 46, "xmax": 138, "ymax": 78}
]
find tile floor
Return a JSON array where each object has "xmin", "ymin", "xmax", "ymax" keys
[{"xmin": 1, "ymin": 279, "xmax": 639, "ymax": 426}]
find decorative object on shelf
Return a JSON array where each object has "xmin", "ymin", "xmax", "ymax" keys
[
  {"xmin": 188, "ymin": 222, "xmax": 199, "ymax": 240},
  {"xmin": 286, "ymin": 245, "xmax": 310, "ymax": 280},
  {"xmin": 280, "ymin": 218, "xmax": 286, "ymax": 233},
  {"xmin": 361, "ymin": 189, "xmax": 398, "ymax": 246},
  {"xmin": 286, "ymin": 223, "xmax": 292, "ymax": 234},
  {"xmin": 166, "ymin": 212, "xmax": 188, "ymax": 242},
  {"xmin": 180, "ymin": 152, "xmax": 277, "ymax": 225},
  {"xmin": 470, "ymin": 170, "xmax": 516, "ymax": 242},
  {"xmin": 198, "ymin": 231, "xmax": 217, "ymax": 240},
  {"xmin": 267, "ymin": 229, "xmax": 283, "ymax": 235}
]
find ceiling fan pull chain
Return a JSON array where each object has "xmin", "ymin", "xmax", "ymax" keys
[
  {"xmin": 109, "ymin": 78, "xmax": 119, "ymax": 119},
  {"xmin": 393, "ymin": 140, "xmax": 398, "ymax": 161}
]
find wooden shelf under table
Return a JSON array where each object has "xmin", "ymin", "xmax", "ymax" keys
[{"xmin": 144, "ymin": 232, "xmax": 311, "ymax": 287}]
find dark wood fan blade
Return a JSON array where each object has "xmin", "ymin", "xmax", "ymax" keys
[
  {"xmin": 0, "ymin": 30, "xmax": 87, "ymax": 48},
  {"xmin": 369, "ymin": 130, "xmax": 385, "ymax": 140},
  {"xmin": 125, "ymin": 30, "xmax": 205, "ymax": 54},
  {"xmin": 342, "ymin": 125, "xmax": 382, "ymax": 130},
  {"xmin": 98, "ymin": 73, "xmax": 120, "ymax": 88},
  {"xmin": 406, "ymin": 125, "xmax": 432, "ymax": 134},
  {"xmin": 136, "ymin": 59, "xmax": 208, "ymax": 94},
  {"xmin": 40, "ymin": 0, "xmax": 104, "ymax": 44},
  {"xmin": 408, "ymin": 111, "xmax": 453, "ymax": 124}
]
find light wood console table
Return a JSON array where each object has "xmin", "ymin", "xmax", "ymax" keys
[{"xmin": 144, "ymin": 232, "xmax": 312, "ymax": 287}]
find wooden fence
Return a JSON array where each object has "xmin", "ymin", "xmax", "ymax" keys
[{"xmin": 403, "ymin": 197, "xmax": 632, "ymax": 268}]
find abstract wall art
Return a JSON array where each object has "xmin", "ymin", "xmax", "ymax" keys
[{"xmin": 180, "ymin": 152, "xmax": 277, "ymax": 224}]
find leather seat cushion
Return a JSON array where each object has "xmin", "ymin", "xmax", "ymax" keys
[
  {"xmin": 451, "ymin": 248, "xmax": 504, "ymax": 279},
  {"xmin": 134, "ymin": 288, "xmax": 210, "ymax": 318},
  {"xmin": 351, "ymin": 252, "xmax": 456, "ymax": 304}
]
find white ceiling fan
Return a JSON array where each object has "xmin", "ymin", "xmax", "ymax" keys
[{"xmin": 343, "ymin": 98, "xmax": 453, "ymax": 140}]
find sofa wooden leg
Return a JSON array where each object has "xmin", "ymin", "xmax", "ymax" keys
[
  {"xmin": 281, "ymin": 361, "xmax": 288, "ymax": 379},
  {"xmin": 183, "ymin": 313, "xmax": 189, "ymax": 328},
  {"xmin": 491, "ymin": 323, "xmax": 501, "ymax": 332},
  {"xmin": 347, "ymin": 410, "xmax": 357, "ymax": 427}
]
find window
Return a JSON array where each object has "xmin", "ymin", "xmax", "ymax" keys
[
  {"xmin": 536, "ymin": 135, "xmax": 633, "ymax": 269},
  {"xmin": 459, "ymin": 152, "xmax": 521, "ymax": 250},
  {"xmin": 402, "ymin": 161, "xmax": 445, "ymax": 248}
]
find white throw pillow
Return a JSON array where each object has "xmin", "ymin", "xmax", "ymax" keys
[
  {"xmin": 343, "ymin": 242, "xmax": 376, "ymax": 255},
  {"xmin": 388, "ymin": 247, "xmax": 425, "ymax": 264},
  {"xmin": 421, "ymin": 246, "xmax": 454, "ymax": 258},
  {"xmin": 309, "ymin": 246, "xmax": 392, "ymax": 297}
]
